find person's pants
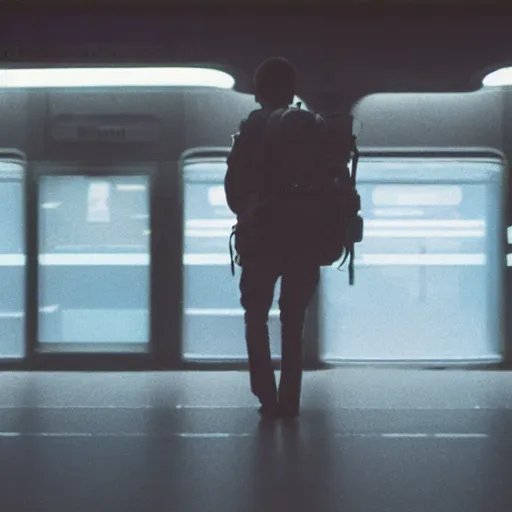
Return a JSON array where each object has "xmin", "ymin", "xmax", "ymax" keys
[{"xmin": 240, "ymin": 256, "xmax": 320, "ymax": 412}]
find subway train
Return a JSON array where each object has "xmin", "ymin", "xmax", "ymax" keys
[{"xmin": 0, "ymin": 68, "xmax": 507, "ymax": 367}]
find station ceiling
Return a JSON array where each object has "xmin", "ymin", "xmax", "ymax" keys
[{"xmin": 0, "ymin": 4, "xmax": 509, "ymax": 109}]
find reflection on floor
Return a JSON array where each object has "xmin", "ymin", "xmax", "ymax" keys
[{"xmin": 1, "ymin": 369, "xmax": 512, "ymax": 511}]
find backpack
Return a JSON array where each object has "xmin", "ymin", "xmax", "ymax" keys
[
  {"xmin": 228, "ymin": 103, "xmax": 363, "ymax": 285},
  {"xmin": 316, "ymin": 138, "xmax": 363, "ymax": 285}
]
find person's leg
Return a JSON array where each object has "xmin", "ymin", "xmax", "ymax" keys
[
  {"xmin": 278, "ymin": 260, "xmax": 320, "ymax": 416},
  {"xmin": 240, "ymin": 262, "xmax": 281, "ymax": 412}
]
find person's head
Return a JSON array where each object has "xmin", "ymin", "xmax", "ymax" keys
[{"xmin": 253, "ymin": 57, "xmax": 296, "ymax": 110}]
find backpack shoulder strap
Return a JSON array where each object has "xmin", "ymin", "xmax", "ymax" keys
[
  {"xmin": 337, "ymin": 135, "xmax": 360, "ymax": 286},
  {"xmin": 350, "ymin": 135, "xmax": 359, "ymax": 186}
]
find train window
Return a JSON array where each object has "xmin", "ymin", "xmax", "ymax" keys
[
  {"xmin": 182, "ymin": 161, "xmax": 281, "ymax": 360},
  {"xmin": 38, "ymin": 175, "xmax": 150, "ymax": 350},
  {"xmin": 0, "ymin": 160, "xmax": 25, "ymax": 358},
  {"xmin": 320, "ymin": 158, "xmax": 503, "ymax": 362},
  {"xmin": 182, "ymin": 156, "xmax": 503, "ymax": 363}
]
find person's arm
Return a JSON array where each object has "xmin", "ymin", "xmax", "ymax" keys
[
  {"xmin": 224, "ymin": 126, "xmax": 247, "ymax": 216},
  {"xmin": 224, "ymin": 112, "xmax": 266, "ymax": 216}
]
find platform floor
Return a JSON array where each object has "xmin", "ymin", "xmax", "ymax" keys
[{"xmin": 1, "ymin": 368, "xmax": 512, "ymax": 511}]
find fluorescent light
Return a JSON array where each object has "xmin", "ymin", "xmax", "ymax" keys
[
  {"xmin": 0, "ymin": 67, "xmax": 235, "ymax": 89},
  {"xmin": 116, "ymin": 184, "xmax": 146, "ymax": 192},
  {"xmin": 184, "ymin": 228, "xmax": 485, "ymax": 239},
  {"xmin": 363, "ymin": 229, "xmax": 485, "ymax": 238},
  {"xmin": 41, "ymin": 201, "xmax": 62, "ymax": 210},
  {"xmin": 184, "ymin": 253, "xmax": 231, "ymax": 265},
  {"xmin": 185, "ymin": 308, "xmax": 280, "ymax": 317},
  {"xmin": 40, "ymin": 305, "xmax": 60, "ymax": 314},
  {"xmin": 373, "ymin": 208, "xmax": 425, "ymax": 217},
  {"xmin": 0, "ymin": 254, "xmax": 25, "ymax": 266},
  {"xmin": 360, "ymin": 254, "xmax": 486, "ymax": 266},
  {"xmin": 39, "ymin": 254, "xmax": 149, "ymax": 265},
  {"xmin": 366, "ymin": 220, "xmax": 485, "ymax": 228},
  {"xmin": 482, "ymin": 67, "xmax": 512, "ymax": 87},
  {"xmin": 186, "ymin": 218, "xmax": 485, "ymax": 229},
  {"xmin": 182, "ymin": 253, "xmax": 487, "ymax": 267},
  {"xmin": 186, "ymin": 229, "xmax": 232, "ymax": 238},
  {"xmin": 0, "ymin": 311, "xmax": 23, "ymax": 319},
  {"xmin": 372, "ymin": 186, "xmax": 462, "ymax": 206}
]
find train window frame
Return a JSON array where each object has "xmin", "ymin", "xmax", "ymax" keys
[
  {"xmin": 180, "ymin": 152, "xmax": 284, "ymax": 361},
  {"xmin": 0, "ymin": 150, "xmax": 26, "ymax": 360},
  {"xmin": 30, "ymin": 162, "xmax": 156, "ymax": 355},
  {"xmin": 319, "ymin": 150, "xmax": 506, "ymax": 363}
]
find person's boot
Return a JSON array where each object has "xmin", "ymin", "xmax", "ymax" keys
[{"xmin": 258, "ymin": 403, "xmax": 280, "ymax": 419}]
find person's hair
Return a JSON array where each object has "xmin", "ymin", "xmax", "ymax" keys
[{"xmin": 253, "ymin": 57, "xmax": 296, "ymax": 108}]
